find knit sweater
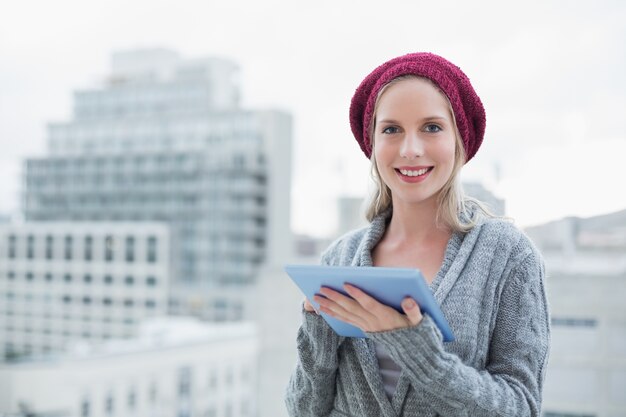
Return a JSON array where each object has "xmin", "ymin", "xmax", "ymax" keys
[{"xmin": 285, "ymin": 205, "xmax": 551, "ymax": 417}]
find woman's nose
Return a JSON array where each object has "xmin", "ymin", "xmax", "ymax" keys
[{"xmin": 400, "ymin": 133, "xmax": 424, "ymax": 159}]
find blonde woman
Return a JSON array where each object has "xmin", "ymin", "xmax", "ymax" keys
[{"xmin": 285, "ymin": 53, "xmax": 551, "ymax": 417}]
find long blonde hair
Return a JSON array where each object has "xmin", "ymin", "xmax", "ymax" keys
[{"xmin": 364, "ymin": 75, "xmax": 494, "ymax": 233}]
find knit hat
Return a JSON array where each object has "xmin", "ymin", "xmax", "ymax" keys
[{"xmin": 349, "ymin": 52, "xmax": 486, "ymax": 163}]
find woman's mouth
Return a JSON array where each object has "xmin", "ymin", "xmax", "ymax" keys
[{"xmin": 394, "ymin": 167, "xmax": 433, "ymax": 183}]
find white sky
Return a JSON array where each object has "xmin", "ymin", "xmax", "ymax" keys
[{"xmin": 1, "ymin": 0, "xmax": 625, "ymax": 237}]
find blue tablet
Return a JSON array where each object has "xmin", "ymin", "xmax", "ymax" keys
[{"xmin": 285, "ymin": 264, "xmax": 454, "ymax": 342}]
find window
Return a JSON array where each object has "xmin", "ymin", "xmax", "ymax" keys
[
  {"xmin": 105, "ymin": 236, "xmax": 114, "ymax": 261},
  {"xmin": 104, "ymin": 275, "xmax": 113, "ymax": 285},
  {"xmin": 26, "ymin": 272, "xmax": 34, "ymax": 282},
  {"xmin": 145, "ymin": 300, "xmax": 156, "ymax": 309},
  {"xmin": 125, "ymin": 276, "xmax": 134, "ymax": 286},
  {"xmin": 27, "ymin": 235, "xmax": 35, "ymax": 259},
  {"xmin": 125, "ymin": 236, "xmax": 135, "ymax": 262},
  {"xmin": 127, "ymin": 389, "xmax": 136, "ymax": 410},
  {"xmin": 178, "ymin": 367, "xmax": 192, "ymax": 396},
  {"xmin": 80, "ymin": 398, "xmax": 90, "ymax": 417},
  {"xmin": 8, "ymin": 235, "xmax": 16, "ymax": 258},
  {"xmin": 84, "ymin": 236, "xmax": 93, "ymax": 261},
  {"xmin": 123, "ymin": 299, "xmax": 134, "ymax": 307},
  {"xmin": 102, "ymin": 297, "xmax": 113, "ymax": 306},
  {"xmin": 146, "ymin": 276, "xmax": 157, "ymax": 286},
  {"xmin": 45, "ymin": 273, "xmax": 53, "ymax": 282},
  {"xmin": 64, "ymin": 274, "xmax": 72, "ymax": 283},
  {"xmin": 104, "ymin": 393, "xmax": 114, "ymax": 416},
  {"xmin": 147, "ymin": 236, "xmax": 157, "ymax": 263},
  {"xmin": 83, "ymin": 274, "xmax": 92, "ymax": 284},
  {"xmin": 552, "ymin": 317, "xmax": 598, "ymax": 328},
  {"xmin": 82, "ymin": 296, "xmax": 92, "ymax": 305},
  {"xmin": 63, "ymin": 295, "xmax": 72, "ymax": 304},
  {"xmin": 7, "ymin": 271, "xmax": 15, "ymax": 280},
  {"xmin": 64, "ymin": 235, "xmax": 73, "ymax": 260},
  {"xmin": 46, "ymin": 235, "xmax": 54, "ymax": 259}
]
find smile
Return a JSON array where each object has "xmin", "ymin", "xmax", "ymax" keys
[{"xmin": 394, "ymin": 167, "xmax": 433, "ymax": 183}]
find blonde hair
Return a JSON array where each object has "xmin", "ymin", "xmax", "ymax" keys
[{"xmin": 364, "ymin": 75, "xmax": 494, "ymax": 233}]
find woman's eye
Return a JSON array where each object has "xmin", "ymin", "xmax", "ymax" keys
[
  {"xmin": 424, "ymin": 124, "xmax": 442, "ymax": 133},
  {"xmin": 382, "ymin": 126, "xmax": 400, "ymax": 134}
]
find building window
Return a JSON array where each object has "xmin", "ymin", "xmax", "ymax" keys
[
  {"xmin": 125, "ymin": 236, "xmax": 135, "ymax": 262},
  {"xmin": 7, "ymin": 271, "xmax": 15, "ymax": 280},
  {"xmin": 149, "ymin": 383, "xmax": 157, "ymax": 405},
  {"xmin": 104, "ymin": 393, "xmax": 114, "ymax": 416},
  {"xmin": 104, "ymin": 275, "xmax": 113, "ymax": 285},
  {"xmin": 127, "ymin": 389, "xmax": 136, "ymax": 410},
  {"xmin": 45, "ymin": 235, "xmax": 54, "ymax": 259},
  {"xmin": 146, "ymin": 276, "xmax": 157, "ymax": 286},
  {"xmin": 84, "ymin": 235, "xmax": 93, "ymax": 261},
  {"xmin": 125, "ymin": 276, "xmax": 134, "ymax": 286},
  {"xmin": 8, "ymin": 235, "xmax": 16, "ymax": 258},
  {"xmin": 63, "ymin": 295, "xmax": 72, "ymax": 304},
  {"xmin": 551, "ymin": 317, "xmax": 598, "ymax": 328},
  {"xmin": 105, "ymin": 236, "xmax": 114, "ymax": 261},
  {"xmin": 102, "ymin": 297, "xmax": 113, "ymax": 306},
  {"xmin": 64, "ymin": 274, "xmax": 72, "ymax": 283},
  {"xmin": 27, "ymin": 235, "xmax": 35, "ymax": 259},
  {"xmin": 82, "ymin": 296, "xmax": 92, "ymax": 305},
  {"xmin": 147, "ymin": 236, "xmax": 157, "ymax": 263},
  {"xmin": 45, "ymin": 273, "xmax": 53, "ymax": 282},
  {"xmin": 145, "ymin": 300, "xmax": 156, "ymax": 309},
  {"xmin": 83, "ymin": 274, "xmax": 92, "ymax": 284},
  {"xmin": 26, "ymin": 272, "xmax": 34, "ymax": 282},
  {"xmin": 123, "ymin": 299, "xmax": 134, "ymax": 307},
  {"xmin": 80, "ymin": 398, "xmax": 90, "ymax": 417},
  {"xmin": 178, "ymin": 366, "xmax": 192, "ymax": 396},
  {"xmin": 64, "ymin": 235, "xmax": 73, "ymax": 260}
]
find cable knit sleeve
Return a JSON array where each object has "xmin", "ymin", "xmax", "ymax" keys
[
  {"xmin": 285, "ymin": 248, "xmax": 346, "ymax": 417},
  {"xmin": 367, "ymin": 249, "xmax": 551, "ymax": 416}
]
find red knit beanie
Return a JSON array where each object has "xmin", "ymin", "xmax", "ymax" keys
[{"xmin": 349, "ymin": 52, "xmax": 486, "ymax": 163}]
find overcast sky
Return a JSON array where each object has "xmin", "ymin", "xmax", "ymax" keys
[{"xmin": 1, "ymin": 0, "xmax": 624, "ymax": 236}]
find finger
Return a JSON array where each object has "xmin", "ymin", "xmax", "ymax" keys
[
  {"xmin": 303, "ymin": 298, "xmax": 318, "ymax": 314},
  {"xmin": 319, "ymin": 287, "xmax": 364, "ymax": 314},
  {"xmin": 314, "ymin": 294, "xmax": 369, "ymax": 328},
  {"xmin": 343, "ymin": 284, "xmax": 387, "ymax": 319},
  {"xmin": 401, "ymin": 297, "xmax": 423, "ymax": 326}
]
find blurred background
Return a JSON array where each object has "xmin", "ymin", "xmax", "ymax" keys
[{"xmin": 0, "ymin": 0, "xmax": 624, "ymax": 416}]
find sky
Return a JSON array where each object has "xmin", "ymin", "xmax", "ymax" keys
[{"xmin": 1, "ymin": 0, "xmax": 625, "ymax": 237}]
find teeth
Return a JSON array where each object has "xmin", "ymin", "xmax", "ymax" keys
[{"xmin": 399, "ymin": 168, "xmax": 430, "ymax": 177}]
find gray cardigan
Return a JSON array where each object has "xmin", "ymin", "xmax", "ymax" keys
[{"xmin": 285, "ymin": 206, "xmax": 551, "ymax": 416}]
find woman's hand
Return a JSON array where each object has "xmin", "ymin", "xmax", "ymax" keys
[
  {"xmin": 303, "ymin": 298, "xmax": 318, "ymax": 313},
  {"xmin": 313, "ymin": 284, "xmax": 423, "ymax": 332}
]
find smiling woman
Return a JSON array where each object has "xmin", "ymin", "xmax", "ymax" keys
[{"xmin": 285, "ymin": 53, "xmax": 551, "ymax": 417}]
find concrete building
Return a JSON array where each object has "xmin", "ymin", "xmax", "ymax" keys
[
  {"xmin": 0, "ymin": 222, "xmax": 170, "ymax": 362},
  {"xmin": 0, "ymin": 317, "xmax": 258, "ymax": 417},
  {"xmin": 463, "ymin": 181, "xmax": 505, "ymax": 216},
  {"xmin": 525, "ymin": 209, "xmax": 626, "ymax": 417},
  {"xmin": 21, "ymin": 49, "xmax": 293, "ymax": 320}
]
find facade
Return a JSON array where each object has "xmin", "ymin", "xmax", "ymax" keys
[
  {"xmin": 0, "ymin": 318, "xmax": 258, "ymax": 417},
  {"xmin": 525, "ymin": 210, "xmax": 626, "ymax": 417},
  {"xmin": 22, "ymin": 49, "xmax": 293, "ymax": 320},
  {"xmin": 0, "ymin": 222, "xmax": 170, "ymax": 362}
]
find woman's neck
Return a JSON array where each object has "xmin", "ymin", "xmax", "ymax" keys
[{"xmin": 385, "ymin": 197, "xmax": 451, "ymax": 246}]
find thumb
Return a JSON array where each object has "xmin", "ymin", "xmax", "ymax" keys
[{"xmin": 402, "ymin": 298, "xmax": 423, "ymax": 326}]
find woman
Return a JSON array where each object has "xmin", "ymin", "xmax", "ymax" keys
[{"xmin": 285, "ymin": 53, "xmax": 551, "ymax": 417}]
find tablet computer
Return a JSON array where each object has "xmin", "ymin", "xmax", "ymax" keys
[{"xmin": 285, "ymin": 264, "xmax": 454, "ymax": 342}]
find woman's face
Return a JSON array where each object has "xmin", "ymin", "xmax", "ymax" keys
[{"xmin": 373, "ymin": 77, "xmax": 457, "ymax": 208}]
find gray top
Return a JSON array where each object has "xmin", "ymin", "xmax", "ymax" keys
[
  {"xmin": 285, "ymin": 204, "xmax": 551, "ymax": 416},
  {"xmin": 374, "ymin": 340, "xmax": 402, "ymax": 400}
]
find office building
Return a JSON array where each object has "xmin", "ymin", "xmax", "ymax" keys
[
  {"xmin": 0, "ymin": 222, "xmax": 170, "ymax": 361},
  {"xmin": 22, "ymin": 49, "xmax": 293, "ymax": 320}
]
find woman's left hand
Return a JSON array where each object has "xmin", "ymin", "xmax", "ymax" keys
[{"xmin": 313, "ymin": 284, "xmax": 423, "ymax": 332}]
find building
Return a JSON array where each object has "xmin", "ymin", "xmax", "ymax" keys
[
  {"xmin": 22, "ymin": 49, "xmax": 293, "ymax": 320},
  {"xmin": 525, "ymin": 209, "xmax": 626, "ymax": 417},
  {"xmin": 0, "ymin": 317, "xmax": 258, "ymax": 417},
  {"xmin": 463, "ymin": 181, "xmax": 505, "ymax": 216},
  {"xmin": 0, "ymin": 222, "xmax": 170, "ymax": 362}
]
